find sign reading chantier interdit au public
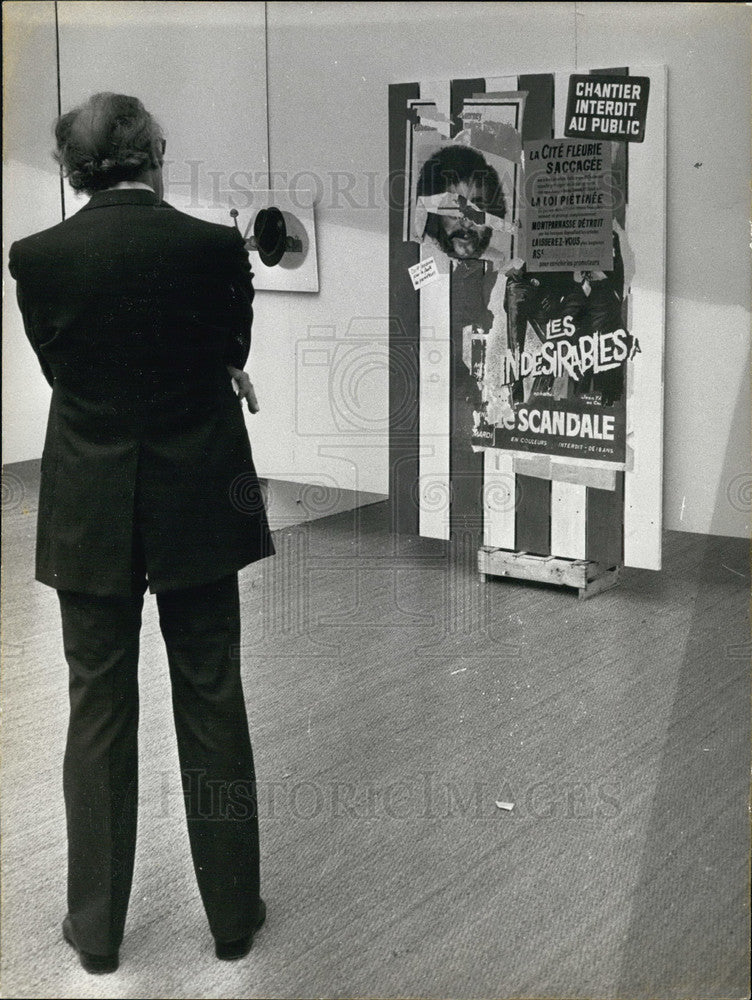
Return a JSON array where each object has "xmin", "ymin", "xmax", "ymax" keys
[{"xmin": 564, "ymin": 74, "xmax": 651, "ymax": 142}]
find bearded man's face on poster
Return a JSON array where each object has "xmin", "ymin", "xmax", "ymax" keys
[{"xmin": 416, "ymin": 145, "xmax": 506, "ymax": 260}]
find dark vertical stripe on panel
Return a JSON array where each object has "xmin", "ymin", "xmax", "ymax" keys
[
  {"xmin": 586, "ymin": 473, "xmax": 625, "ymax": 567},
  {"xmin": 515, "ymin": 475, "xmax": 552, "ymax": 555},
  {"xmin": 389, "ymin": 83, "xmax": 421, "ymax": 536},
  {"xmin": 449, "ymin": 78, "xmax": 486, "ymax": 542},
  {"xmin": 449, "ymin": 260, "xmax": 485, "ymax": 540},
  {"xmin": 514, "ymin": 73, "xmax": 555, "ymax": 556},
  {"xmin": 517, "ymin": 73, "xmax": 555, "ymax": 145}
]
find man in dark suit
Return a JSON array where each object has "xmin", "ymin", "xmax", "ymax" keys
[{"xmin": 8, "ymin": 92, "xmax": 274, "ymax": 973}]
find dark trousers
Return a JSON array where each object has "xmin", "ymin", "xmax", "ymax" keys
[{"xmin": 58, "ymin": 572, "xmax": 260, "ymax": 955}]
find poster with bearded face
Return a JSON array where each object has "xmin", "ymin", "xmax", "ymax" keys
[{"xmin": 405, "ymin": 95, "xmax": 525, "ymax": 265}]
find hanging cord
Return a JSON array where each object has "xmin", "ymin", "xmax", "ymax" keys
[
  {"xmin": 574, "ymin": 0, "xmax": 579, "ymax": 70},
  {"xmin": 264, "ymin": 1, "xmax": 271, "ymax": 190},
  {"xmin": 54, "ymin": 0, "xmax": 65, "ymax": 218}
]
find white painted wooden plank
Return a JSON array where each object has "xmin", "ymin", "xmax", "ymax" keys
[
  {"xmin": 554, "ymin": 71, "xmax": 569, "ymax": 137},
  {"xmin": 483, "ymin": 449, "xmax": 516, "ymax": 549},
  {"xmin": 418, "ymin": 230, "xmax": 451, "ymax": 540},
  {"xmin": 623, "ymin": 66, "xmax": 667, "ymax": 570},
  {"xmin": 417, "ymin": 78, "xmax": 452, "ymax": 541},
  {"xmin": 551, "ymin": 481, "xmax": 587, "ymax": 559}
]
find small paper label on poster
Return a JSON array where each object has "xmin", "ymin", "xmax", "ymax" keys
[
  {"xmin": 522, "ymin": 138, "xmax": 613, "ymax": 273},
  {"xmin": 408, "ymin": 257, "xmax": 440, "ymax": 290},
  {"xmin": 564, "ymin": 74, "xmax": 650, "ymax": 142}
]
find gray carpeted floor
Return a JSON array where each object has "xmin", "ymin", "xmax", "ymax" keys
[{"xmin": 1, "ymin": 461, "xmax": 749, "ymax": 999}]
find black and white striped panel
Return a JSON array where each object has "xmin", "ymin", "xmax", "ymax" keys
[{"xmin": 389, "ymin": 68, "xmax": 665, "ymax": 570}]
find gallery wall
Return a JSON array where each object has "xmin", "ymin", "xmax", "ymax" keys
[
  {"xmin": 3, "ymin": 0, "xmax": 269, "ymax": 462},
  {"xmin": 3, "ymin": 1, "xmax": 750, "ymax": 538},
  {"xmin": 3, "ymin": 2, "xmax": 61, "ymax": 467},
  {"xmin": 262, "ymin": 1, "xmax": 750, "ymax": 536}
]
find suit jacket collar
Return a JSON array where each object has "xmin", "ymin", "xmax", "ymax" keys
[{"xmin": 80, "ymin": 188, "xmax": 161, "ymax": 211}]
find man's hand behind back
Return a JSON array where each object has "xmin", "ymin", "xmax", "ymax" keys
[{"xmin": 227, "ymin": 367, "xmax": 260, "ymax": 414}]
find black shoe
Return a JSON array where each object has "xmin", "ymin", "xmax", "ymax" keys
[
  {"xmin": 62, "ymin": 916, "xmax": 119, "ymax": 975},
  {"xmin": 214, "ymin": 899, "xmax": 266, "ymax": 961}
]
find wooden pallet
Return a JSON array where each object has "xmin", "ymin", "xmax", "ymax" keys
[{"xmin": 478, "ymin": 546, "xmax": 621, "ymax": 600}]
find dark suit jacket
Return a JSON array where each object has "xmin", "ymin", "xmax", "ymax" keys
[{"xmin": 9, "ymin": 188, "xmax": 274, "ymax": 595}]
